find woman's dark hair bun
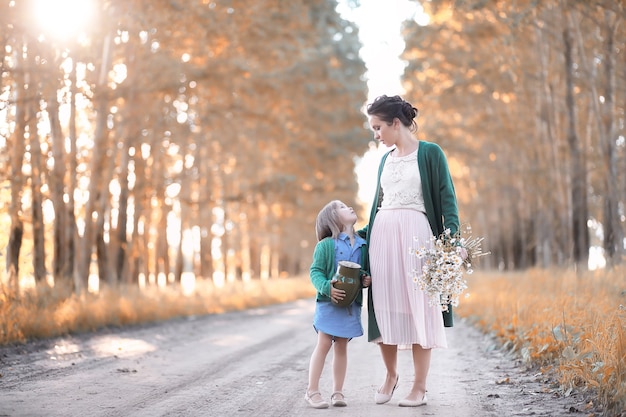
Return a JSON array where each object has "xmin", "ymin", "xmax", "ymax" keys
[
  {"xmin": 401, "ymin": 101, "xmax": 418, "ymax": 120},
  {"xmin": 367, "ymin": 95, "xmax": 419, "ymax": 131}
]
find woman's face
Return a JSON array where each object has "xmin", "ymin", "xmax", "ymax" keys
[{"xmin": 368, "ymin": 115, "xmax": 396, "ymax": 147}]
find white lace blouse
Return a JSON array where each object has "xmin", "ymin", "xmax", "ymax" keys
[{"xmin": 378, "ymin": 149, "xmax": 426, "ymax": 213}]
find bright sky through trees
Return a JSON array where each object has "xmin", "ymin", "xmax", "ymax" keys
[
  {"xmin": 31, "ymin": 0, "xmax": 94, "ymax": 40},
  {"xmin": 337, "ymin": 0, "xmax": 429, "ymax": 209},
  {"xmin": 336, "ymin": 0, "xmax": 428, "ymax": 101}
]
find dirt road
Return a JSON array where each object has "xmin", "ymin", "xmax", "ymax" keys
[{"xmin": 0, "ymin": 298, "xmax": 595, "ymax": 416}]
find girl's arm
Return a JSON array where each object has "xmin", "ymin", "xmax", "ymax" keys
[{"xmin": 309, "ymin": 241, "xmax": 332, "ymax": 297}]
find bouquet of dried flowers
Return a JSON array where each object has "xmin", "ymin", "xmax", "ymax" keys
[{"xmin": 412, "ymin": 225, "xmax": 487, "ymax": 312}]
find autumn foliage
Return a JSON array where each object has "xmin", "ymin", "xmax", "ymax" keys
[
  {"xmin": 1, "ymin": 0, "xmax": 368, "ymax": 292},
  {"xmin": 1, "ymin": 0, "xmax": 625, "ymax": 415},
  {"xmin": 402, "ymin": 0, "xmax": 625, "ymax": 270}
]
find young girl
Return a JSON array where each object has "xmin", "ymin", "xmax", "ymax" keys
[{"xmin": 304, "ymin": 200, "xmax": 371, "ymax": 409}]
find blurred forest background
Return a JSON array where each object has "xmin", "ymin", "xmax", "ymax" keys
[
  {"xmin": 1, "ymin": 1, "xmax": 625, "ymax": 413},
  {"xmin": 1, "ymin": 1, "xmax": 625, "ymax": 305}
]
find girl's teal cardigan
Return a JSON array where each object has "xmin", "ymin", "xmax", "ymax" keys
[{"xmin": 309, "ymin": 237, "xmax": 368, "ymax": 306}]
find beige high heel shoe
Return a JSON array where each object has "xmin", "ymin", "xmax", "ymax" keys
[
  {"xmin": 398, "ymin": 394, "xmax": 427, "ymax": 407},
  {"xmin": 374, "ymin": 375, "xmax": 399, "ymax": 404}
]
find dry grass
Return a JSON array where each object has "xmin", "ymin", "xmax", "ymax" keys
[
  {"xmin": 0, "ymin": 276, "xmax": 317, "ymax": 346},
  {"xmin": 456, "ymin": 267, "xmax": 626, "ymax": 416}
]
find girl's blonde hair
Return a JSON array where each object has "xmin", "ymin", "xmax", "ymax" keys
[{"xmin": 315, "ymin": 200, "xmax": 343, "ymax": 241}]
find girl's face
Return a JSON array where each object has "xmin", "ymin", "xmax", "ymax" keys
[
  {"xmin": 336, "ymin": 201, "xmax": 357, "ymax": 227},
  {"xmin": 368, "ymin": 115, "xmax": 397, "ymax": 147}
]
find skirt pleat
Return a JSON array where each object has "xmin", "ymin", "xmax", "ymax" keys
[{"xmin": 369, "ymin": 209, "xmax": 447, "ymax": 349}]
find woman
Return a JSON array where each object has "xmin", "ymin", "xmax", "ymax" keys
[{"xmin": 364, "ymin": 95, "xmax": 460, "ymax": 407}]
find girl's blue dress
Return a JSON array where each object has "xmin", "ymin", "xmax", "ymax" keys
[{"xmin": 313, "ymin": 233, "xmax": 365, "ymax": 339}]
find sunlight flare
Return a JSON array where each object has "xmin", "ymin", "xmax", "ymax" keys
[{"xmin": 31, "ymin": 0, "xmax": 95, "ymax": 40}]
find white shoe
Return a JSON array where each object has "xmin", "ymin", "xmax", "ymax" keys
[
  {"xmin": 331, "ymin": 391, "xmax": 347, "ymax": 407},
  {"xmin": 398, "ymin": 394, "xmax": 427, "ymax": 407},
  {"xmin": 374, "ymin": 375, "xmax": 398, "ymax": 404},
  {"xmin": 304, "ymin": 391, "xmax": 329, "ymax": 409}
]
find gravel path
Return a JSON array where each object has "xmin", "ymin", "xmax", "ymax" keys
[{"xmin": 0, "ymin": 298, "xmax": 596, "ymax": 416}]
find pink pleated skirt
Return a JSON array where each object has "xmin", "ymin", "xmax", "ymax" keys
[{"xmin": 369, "ymin": 208, "xmax": 447, "ymax": 349}]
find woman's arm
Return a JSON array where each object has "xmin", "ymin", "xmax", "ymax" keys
[{"xmin": 436, "ymin": 147, "xmax": 460, "ymax": 236}]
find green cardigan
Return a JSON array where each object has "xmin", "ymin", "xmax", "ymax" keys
[
  {"xmin": 363, "ymin": 141, "xmax": 460, "ymax": 340},
  {"xmin": 309, "ymin": 237, "xmax": 368, "ymax": 306}
]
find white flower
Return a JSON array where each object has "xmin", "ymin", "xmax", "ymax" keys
[{"xmin": 411, "ymin": 224, "xmax": 487, "ymax": 312}]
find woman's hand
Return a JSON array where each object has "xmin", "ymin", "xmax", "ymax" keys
[{"xmin": 361, "ymin": 275, "xmax": 372, "ymax": 288}]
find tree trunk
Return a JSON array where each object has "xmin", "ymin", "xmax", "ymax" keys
[
  {"xmin": 111, "ymin": 38, "xmax": 141, "ymax": 285},
  {"xmin": 96, "ymin": 192, "xmax": 111, "ymax": 287},
  {"xmin": 240, "ymin": 211, "xmax": 252, "ymax": 282},
  {"xmin": 98, "ymin": 132, "xmax": 117, "ymax": 287},
  {"xmin": 48, "ymin": 91, "xmax": 71, "ymax": 282},
  {"xmin": 200, "ymin": 224, "xmax": 213, "ymax": 280},
  {"xmin": 198, "ymin": 153, "xmax": 213, "ymax": 280},
  {"xmin": 125, "ymin": 135, "xmax": 147, "ymax": 286},
  {"xmin": 599, "ymin": 11, "xmax": 623, "ymax": 266},
  {"xmin": 174, "ymin": 224, "xmax": 184, "ymax": 283},
  {"xmin": 156, "ymin": 204, "xmax": 170, "ymax": 285},
  {"xmin": 535, "ymin": 16, "xmax": 570, "ymax": 267},
  {"xmin": 28, "ymin": 97, "xmax": 47, "ymax": 284},
  {"xmin": 563, "ymin": 18, "xmax": 589, "ymax": 268},
  {"xmin": 74, "ymin": 34, "xmax": 114, "ymax": 292},
  {"xmin": 114, "ymin": 132, "xmax": 130, "ymax": 283},
  {"xmin": 6, "ymin": 44, "xmax": 27, "ymax": 292},
  {"xmin": 66, "ymin": 60, "xmax": 79, "ymax": 288},
  {"xmin": 570, "ymin": 7, "xmax": 622, "ymax": 267},
  {"xmin": 96, "ymin": 225, "xmax": 108, "ymax": 290}
]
